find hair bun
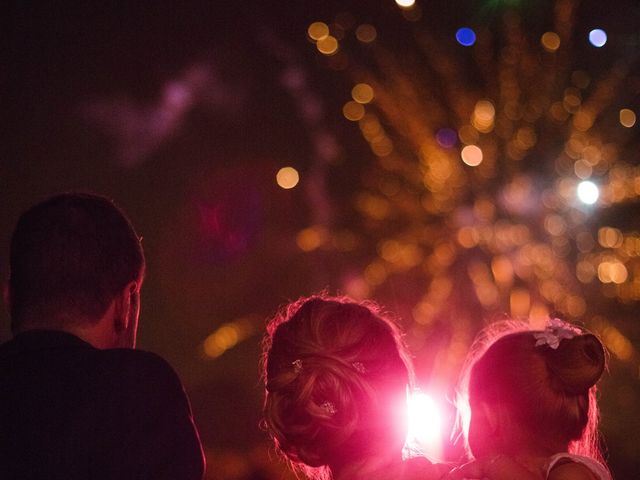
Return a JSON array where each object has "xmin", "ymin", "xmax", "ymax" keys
[{"xmin": 546, "ymin": 334, "xmax": 606, "ymax": 394}]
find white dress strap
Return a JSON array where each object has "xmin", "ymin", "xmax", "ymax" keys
[{"xmin": 545, "ymin": 453, "xmax": 612, "ymax": 480}]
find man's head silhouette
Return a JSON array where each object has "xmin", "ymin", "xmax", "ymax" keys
[{"xmin": 8, "ymin": 192, "xmax": 145, "ymax": 348}]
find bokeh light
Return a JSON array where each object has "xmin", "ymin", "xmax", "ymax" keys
[
  {"xmin": 317, "ymin": 35, "xmax": 339, "ymax": 55},
  {"xmin": 619, "ymin": 109, "xmax": 636, "ymax": 128},
  {"xmin": 307, "ymin": 22, "xmax": 329, "ymax": 41},
  {"xmin": 352, "ymin": 83, "xmax": 375, "ymax": 104},
  {"xmin": 343, "ymin": 100, "xmax": 365, "ymax": 121},
  {"xmin": 541, "ymin": 32, "xmax": 561, "ymax": 52},
  {"xmin": 599, "ymin": 227, "xmax": 623, "ymax": 249},
  {"xmin": 599, "ymin": 323, "xmax": 634, "ymax": 360},
  {"xmin": 577, "ymin": 180, "xmax": 599, "ymax": 204},
  {"xmin": 395, "ymin": 0, "xmax": 416, "ymax": 7},
  {"xmin": 472, "ymin": 100, "xmax": 495, "ymax": 132},
  {"xmin": 203, "ymin": 318, "xmax": 256, "ymax": 359},
  {"xmin": 355, "ymin": 24, "xmax": 377, "ymax": 43},
  {"xmin": 598, "ymin": 260, "xmax": 628, "ymax": 284},
  {"xmin": 455, "ymin": 27, "xmax": 476, "ymax": 47},
  {"xmin": 436, "ymin": 128, "xmax": 457, "ymax": 149},
  {"xmin": 296, "ymin": 225, "xmax": 328, "ymax": 251},
  {"xmin": 276, "ymin": 167, "xmax": 300, "ymax": 189},
  {"xmin": 461, "ymin": 145, "xmax": 483, "ymax": 166},
  {"xmin": 588, "ymin": 29, "xmax": 607, "ymax": 47}
]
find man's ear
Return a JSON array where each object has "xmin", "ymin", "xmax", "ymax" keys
[
  {"xmin": 113, "ymin": 281, "xmax": 138, "ymax": 332},
  {"xmin": 3, "ymin": 282, "xmax": 10, "ymax": 312}
]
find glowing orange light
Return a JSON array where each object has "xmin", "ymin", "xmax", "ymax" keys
[
  {"xmin": 352, "ymin": 83, "xmax": 374, "ymax": 104},
  {"xmin": 316, "ymin": 35, "xmax": 339, "ymax": 55},
  {"xmin": 472, "ymin": 100, "xmax": 495, "ymax": 133},
  {"xmin": 203, "ymin": 318, "xmax": 255, "ymax": 359},
  {"xmin": 308, "ymin": 22, "xmax": 329, "ymax": 41},
  {"xmin": 541, "ymin": 32, "xmax": 561, "ymax": 52},
  {"xmin": 461, "ymin": 145, "xmax": 483, "ymax": 166},
  {"xmin": 610, "ymin": 263, "xmax": 628, "ymax": 284},
  {"xmin": 296, "ymin": 226, "xmax": 327, "ymax": 252},
  {"xmin": 343, "ymin": 101, "xmax": 365, "ymax": 121},
  {"xmin": 601, "ymin": 325, "xmax": 634, "ymax": 361},
  {"xmin": 364, "ymin": 262, "xmax": 388, "ymax": 286},
  {"xmin": 598, "ymin": 260, "xmax": 628, "ymax": 284},
  {"xmin": 457, "ymin": 226, "xmax": 479, "ymax": 248},
  {"xmin": 491, "ymin": 256, "xmax": 514, "ymax": 285},
  {"xmin": 510, "ymin": 288, "xmax": 531, "ymax": 318},
  {"xmin": 276, "ymin": 167, "xmax": 300, "ymax": 189},
  {"xmin": 620, "ymin": 109, "xmax": 636, "ymax": 128},
  {"xmin": 598, "ymin": 227, "xmax": 623, "ymax": 248}
]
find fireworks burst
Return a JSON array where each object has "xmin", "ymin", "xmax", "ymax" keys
[{"xmin": 301, "ymin": 0, "xmax": 640, "ymax": 382}]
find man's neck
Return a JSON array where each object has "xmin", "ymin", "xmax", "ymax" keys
[{"xmin": 16, "ymin": 313, "xmax": 115, "ymax": 350}]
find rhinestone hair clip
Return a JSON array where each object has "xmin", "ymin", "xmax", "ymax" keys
[
  {"xmin": 320, "ymin": 401, "xmax": 337, "ymax": 416},
  {"xmin": 532, "ymin": 318, "xmax": 581, "ymax": 350}
]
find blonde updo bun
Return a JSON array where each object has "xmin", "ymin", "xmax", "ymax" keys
[{"xmin": 262, "ymin": 295, "xmax": 412, "ymax": 479}]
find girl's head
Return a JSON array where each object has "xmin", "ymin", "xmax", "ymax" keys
[
  {"xmin": 262, "ymin": 294, "xmax": 413, "ymax": 479},
  {"xmin": 458, "ymin": 319, "xmax": 606, "ymax": 461}
]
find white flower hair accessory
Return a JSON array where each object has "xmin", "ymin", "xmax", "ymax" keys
[{"xmin": 533, "ymin": 318, "xmax": 582, "ymax": 349}]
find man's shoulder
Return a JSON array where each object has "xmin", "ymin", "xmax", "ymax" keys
[
  {"xmin": 101, "ymin": 349, "xmax": 195, "ymax": 427},
  {"xmin": 101, "ymin": 347, "xmax": 171, "ymax": 368},
  {"xmin": 100, "ymin": 348, "xmax": 182, "ymax": 386}
]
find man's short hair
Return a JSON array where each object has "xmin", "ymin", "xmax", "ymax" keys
[{"xmin": 9, "ymin": 193, "xmax": 145, "ymax": 332}]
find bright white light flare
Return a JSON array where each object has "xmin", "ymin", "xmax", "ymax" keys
[
  {"xmin": 577, "ymin": 180, "xmax": 599, "ymax": 205},
  {"xmin": 406, "ymin": 390, "xmax": 442, "ymax": 460}
]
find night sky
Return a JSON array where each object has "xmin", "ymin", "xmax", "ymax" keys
[{"xmin": 4, "ymin": 1, "xmax": 640, "ymax": 478}]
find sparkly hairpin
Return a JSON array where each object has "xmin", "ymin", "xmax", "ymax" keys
[
  {"xmin": 292, "ymin": 359, "xmax": 303, "ymax": 373},
  {"xmin": 352, "ymin": 362, "xmax": 366, "ymax": 373},
  {"xmin": 320, "ymin": 401, "xmax": 337, "ymax": 416},
  {"xmin": 533, "ymin": 318, "xmax": 581, "ymax": 350}
]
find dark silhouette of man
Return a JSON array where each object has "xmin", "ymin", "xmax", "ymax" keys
[{"xmin": 0, "ymin": 193, "xmax": 205, "ymax": 479}]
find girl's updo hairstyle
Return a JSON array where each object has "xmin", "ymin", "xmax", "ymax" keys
[
  {"xmin": 458, "ymin": 319, "xmax": 606, "ymax": 462},
  {"xmin": 261, "ymin": 295, "xmax": 413, "ymax": 480}
]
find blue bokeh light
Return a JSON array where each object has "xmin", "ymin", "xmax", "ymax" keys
[
  {"xmin": 456, "ymin": 28, "xmax": 476, "ymax": 47},
  {"xmin": 588, "ymin": 29, "xmax": 607, "ymax": 47},
  {"xmin": 436, "ymin": 128, "xmax": 458, "ymax": 149}
]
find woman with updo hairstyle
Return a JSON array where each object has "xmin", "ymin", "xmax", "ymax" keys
[
  {"xmin": 261, "ymin": 294, "xmax": 448, "ymax": 480},
  {"xmin": 448, "ymin": 318, "xmax": 611, "ymax": 480}
]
